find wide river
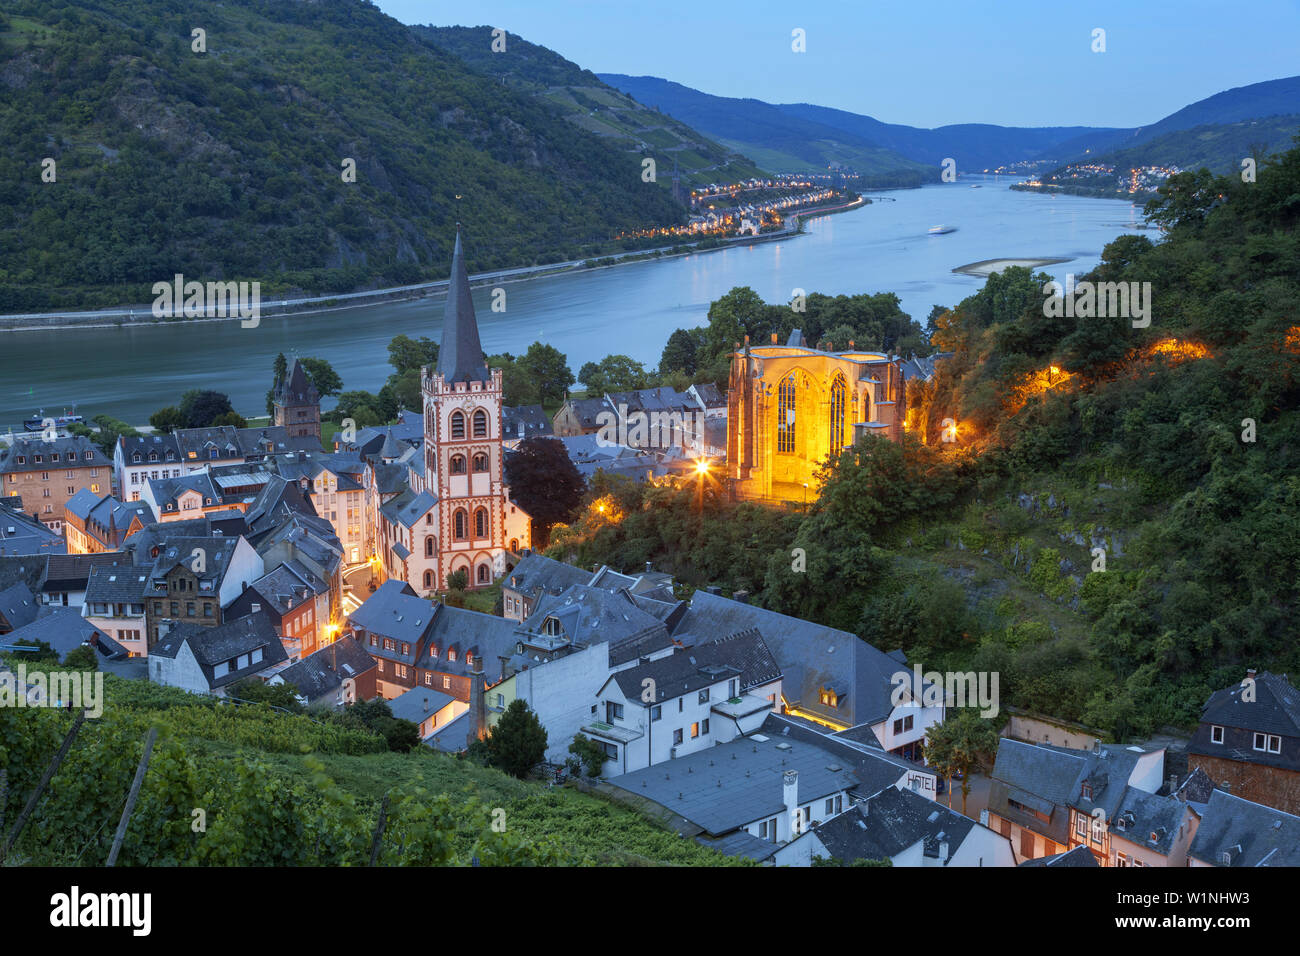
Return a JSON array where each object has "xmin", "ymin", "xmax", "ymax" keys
[{"xmin": 0, "ymin": 176, "xmax": 1147, "ymax": 427}]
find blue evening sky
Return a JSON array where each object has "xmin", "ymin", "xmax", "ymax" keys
[{"xmin": 374, "ymin": 0, "xmax": 1299, "ymax": 129}]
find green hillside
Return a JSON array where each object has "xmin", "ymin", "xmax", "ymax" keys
[
  {"xmin": 0, "ymin": 675, "xmax": 742, "ymax": 866},
  {"xmin": 416, "ymin": 26, "xmax": 767, "ymax": 189},
  {"xmin": 1092, "ymin": 117, "xmax": 1300, "ymax": 177},
  {"xmin": 0, "ymin": 1, "xmax": 688, "ymax": 312}
]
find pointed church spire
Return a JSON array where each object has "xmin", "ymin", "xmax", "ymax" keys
[{"xmin": 437, "ymin": 224, "xmax": 489, "ymax": 385}]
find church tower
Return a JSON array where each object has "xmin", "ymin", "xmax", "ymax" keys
[
  {"xmin": 422, "ymin": 227, "xmax": 530, "ymax": 590},
  {"xmin": 273, "ymin": 357, "xmax": 321, "ymax": 441}
]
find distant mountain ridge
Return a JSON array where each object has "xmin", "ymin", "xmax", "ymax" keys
[
  {"xmin": 601, "ymin": 72, "xmax": 1300, "ymax": 174},
  {"xmin": 597, "ymin": 75, "xmax": 937, "ymax": 185}
]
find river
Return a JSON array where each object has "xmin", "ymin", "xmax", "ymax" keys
[{"xmin": 0, "ymin": 176, "xmax": 1148, "ymax": 428}]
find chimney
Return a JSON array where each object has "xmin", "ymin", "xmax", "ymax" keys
[
  {"xmin": 733, "ymin": 590, "xmax": 749, "ymax": 604},
  {"xmin": 645, "ymin": 561, "xmax": 652, "ymax": 573},
  {"xmin": 783, "ymin": 769, "xmax": 799, "ymax": 838},
  {"xmin": 770, "ymin": 333, "xmax": 778, "ymax": 344},
  {"xmin": 939, "ymin": 839, "xmax": 949, "ymax": 862},
  {"xmin": 1246, "ymin": 667, "xmax": 1257, "ymax": 681},
  {"xmin": 467, "ymin": 663, "xmax": 487, "ymax": 749},
  {"xmin": 1093, "ymin": 738, "xmax": 1101, "ymax": 754}
]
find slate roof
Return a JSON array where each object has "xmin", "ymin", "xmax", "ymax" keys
[
  {"xmin": 0, "ymin": 501, "xmax": 65, "ymax": 556},
  {"xmin": 690, "ymin": 382, "xmax": 726, "ymax": 409},
  {"xmin": 3, "ymin": 606, "xmax": 127, "ymax": 660},
  {"xmin": 523, "ymin": 584, "xmax": 670, "ymax": 652},
  {"xmin": 0, "ymin": 434, "xmax": 111, "ymax": 474},
  {"xmin": 426, "ymin": 710, "xmax": 470, "ymax": 752},
  {"xmin": 988, "ymin": 738, "xmax": 1153, "ymax": 846},
  {"xmin": 84, "ymin": 565, "xmax": 150, "ymax": 605},
  {"xmin": 610, "ymin": 628, "xmax": 780, "ymax": 704},
  {"xmin": 555, "ymin": 397, "xmax": 610, "ymax": 431},
  {"xmin": 275, "ymin": 358, "xmax": 321, "ymax": 406},
  {"xmin": 504, "ymin": 554, "xmax": 592, "ymax": 602},
  {"xmin": 417, "ymin": 604, "xmax": 522, "ymax": 682},
  {"xmin": 0, "ymin": 581, "xmax": 40, "ymax": 630},
  {"xmin": 1189, "ymin": 671, "xmax": 1300, "ymax": 772},
  {"xmin": 275, "ymin": 639, "xmax": 377, "ymax": 704},
  {"xmin": 606, "ymin": 725, "xmax": 860, "ymax": 836},
  {"xmin": 347, "ymin": 580, "xmax": 431, "ymax": 659},
  {"xmin": 1110, "ymin": 786, "xmax": 1190, "ymax": 857},
  {"xmin": 436, "ymin": 229, "xmax": 489, "ymax": 385},
  {"xmin": 0, "ymin": 555, "xmax": 48, "ymax": 595},
  {"xmin": 118, "ymin": 433, "xmax": 183, "ymax": 466},
  {"xmin": 42, "ymin": 552, "xmax": 126, "ymax": 593},
  {"xmin": 172, "ymin": 425, "xmax": 322, "ymax": 462},
  {"xmin": 381, "ymin": 489, "xmax": 438, "ymax": 529},
  {"xmin": 811, "ymin": 785, "xmax": 977, "ymax": 864},
  {"xmin": 502, "ymin": 405, "xmax": 552, "ymax": 441},
  {"xmin": 1019, "ymin": 845, "xmax": 1100, "ymax": 867},
  {"xmin": 761, "ymin": 713, "xmax": 930, "ymax": 799},
  {"xmin": 1188, "ymin": 789, "xmax": 1300, "ymax": 866},
  {"xmin": 368, "ymin": 462, "xmax": 409, "ymax": 496},
  {"xmin": 65, "ymin": 490, "xmax": 153, "ymax": 542},
  {"xmin": 124, "ymin": 516, "xmax": 248, "ymax": 564},
  {"xmin": 672, "ymin": 590, "xmax": 930, "ymax": 728},
  {"xmin": 143, "ymin": 536, "xmax": 241, "ymax": 594},
  {"xmin": 388, "ymin": 686, "xmax": 457, "ymax": 725},
  {"xmin": 152, "ymin": 612, "xmax": 287, "ymax": 690},
  {"xmin": 247, "ymin": 561, "xmax": 326, "ymax": 615}
]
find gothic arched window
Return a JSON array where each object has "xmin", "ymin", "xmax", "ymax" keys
[
  {"xmin": 453, "ymin": 509, "xmax": 468, "ymax": 540},
  {"xmin": 474, "ymin": 507, "xmax": 488, "ymax": 538},
  {"xmin": 472, "ymin": 409, "xmax": 488, "ymax": 438},
  {"xmin": 472, "ymin": 452, "xmax": 488, "ymax": 473},
  {"xmin": 450, "ymin": 454, "xmax": 466, "ymax": 474},
  {"xmin": 477, "ymin": 563, "xmax": 491, "ymax": 584},
  {"xmin": 425, "ymin": 536, "xmax": 434, "ymax": 557},
  {"xmin": 423, "ymin": 570, "xmax": 433, "ymax": 589},
  {"xmin": 450, "ymin": 411, "xmax": 466, "ymax": 440},
  {"xmin": 777, "ymin": 375, "xmax": 797, "ymax": 453},
  {"xmin": 829, "ymin": 374, "xmax": 846, "ymax": 457}
]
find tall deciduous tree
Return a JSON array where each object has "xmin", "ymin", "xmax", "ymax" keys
[
  {"xmin": 923, "ymin": 710, "xmax": 1000, "ymax": 814},
  {"xmin": 504, "ymin": 437, "xmax": 585, "ymax": 547},
  {"xmin": 517, "ymin": 342, "xmax": 574, "ymax": 404}
]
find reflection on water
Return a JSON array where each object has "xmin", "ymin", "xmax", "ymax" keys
[{"xmin": 1, "ymin": 178, "xmax": 1144, "ymax": 426}]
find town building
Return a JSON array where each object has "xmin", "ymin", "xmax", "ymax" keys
[
  {"xmin": 603, "ymin": 713, "xmax": 938, "ymax": 863},
  {"xmin": 726, "ymin": 331, "xmax": 905, "ymax": 503},
  {"xmin": 141, "ymin": 535, "xmax": 263, "ymax": 649},
  {"xmin": 1187, "ymin": 788, "xmax": 1300, "ymax": 866},
  {"xmin": 780, "ymin": 783, "xmax": 1015, "ymax": 867},
  {"xmin": 40, "ymin": 551, "xmax": 127, "ymax": 609},
  {"xmin": 270, "ymin": 638, "xmax": 377, "ymax": 708},
  {"xmin": 83, "ymin": 564, "xmax": 151, "ymax": 657},
  {"xmin": 1187, "ymin": 669, "xmax": 1300, "ymax": 815},
  {"xmin": 150, "ymin": 612, "xmax": 288, "ymax": 696},
  {"xmin": 986, "ymin": 738, "xmax": 1193, "ymax": 865},
  {"xmin": 225, "ymin": 560, "xmax": 332, "ymax": 659},
  {"xmin": 0, "ymin": 435, "xmax": 113, "ymax": 532},
  {"xmin": 1, "ymin": 606, "xmax": 128, "ymax": 663},
  {"xmin": 63, "ymin": 489, "xmax": 153, "ymax": 553}
]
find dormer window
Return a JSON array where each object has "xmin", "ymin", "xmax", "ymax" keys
[
  {"xmin": 543, "ymin": 617, "xmax": 561, "ymax": 637},
  {"xmin": 819, "ymin": 686, "xmax": 837, "ymax": 708},
  {"xmin": 149, "ymin": 452, "xmax": 158, "ymax": 462},
  {"xmin": 1211, "ymin": 725, "xmax": 1224, "ymax": 744},
  {"xmin": 50, "ymin": 453, "xmax": 59, "ymax": 462},
  {"xmin": 1081, "ymin": 782, "xmax": 1092, "ymax": 800},
  {"xmin": 132, "ymin": 453, "xmax": 141, "ymax": 463},
  {"xmin": 448, "ymin": 648, "xmax": 457, "ymax": 662}
]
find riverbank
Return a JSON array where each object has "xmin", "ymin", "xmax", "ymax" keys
[
  {"xmin": 952, "ymin": 256, "xmax": 1073, "ymax": 277},
  {"xmin": 0, "ymin": 198, "xmax": 867, "ymax": 333}
]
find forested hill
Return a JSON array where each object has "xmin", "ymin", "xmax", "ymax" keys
[
  {"xmin": 0, "ymin": 1, "xmax": 685, "ymax": 311},
  {"xmin": 415, "ymin": 26, "xmax": 767, "ymax": 189}
]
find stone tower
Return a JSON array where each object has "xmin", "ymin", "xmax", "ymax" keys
[
  {"xmin": 273, "ymin": 358, "xmax": 321, "ymax": 441},
  {"xmin": 422, "ymin": 227, "xmax": 530, "ymax": 590}
]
